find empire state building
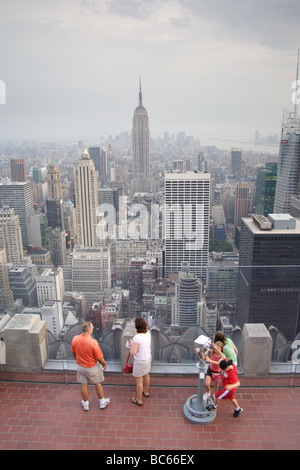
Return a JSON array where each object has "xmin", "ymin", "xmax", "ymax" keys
[{"xmin": 132, "ymin": 79, "xmax": 151, "ymax": 193}]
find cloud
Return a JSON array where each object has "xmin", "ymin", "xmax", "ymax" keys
[
  {"xmin": 179, "ymin": 0, "xmax": 300, "ymax": 49},
  {"xmin": 0, "ymin": 0, "xmax": 299, "ymax": 141},
  {"xmin": 107, "ymin": 0, "xmax": 158, "ymax": 21}
]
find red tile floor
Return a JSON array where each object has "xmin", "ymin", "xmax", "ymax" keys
[{"xmin": 1, "ymin": 373, "xmax": 300, "ymax": 451}]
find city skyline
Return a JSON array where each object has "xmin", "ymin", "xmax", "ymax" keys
[
  {"xmin": 0, "ymin": 1, "xmax": 299, "ymax": 144},
  {"xmin": 1, "ymin": 2, "xmax": 300, "ymax": 345}
]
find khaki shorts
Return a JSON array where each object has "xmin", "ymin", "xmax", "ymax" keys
[
  {"xmin": 133, "ymin": 357, "xmax": 151, "ymax": 378},
  {"xmin": 76, "ymin": 363, "xmax": 104, "ymax": 384}
]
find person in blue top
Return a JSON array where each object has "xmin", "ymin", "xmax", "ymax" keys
[{"xmin": 214, "ymin": 330, "xmax": 238, "ymax": 366}]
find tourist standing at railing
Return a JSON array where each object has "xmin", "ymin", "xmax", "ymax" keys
[
  {"xmin": 71, "ymin": 321, "xmax": 110, "ymax": 411},
  {"xmin": 214, "ymin": 330, "xmax": 238, "ymax": 366},
  {"xmin": 130, "ymin": 317, "xmax": 151, "ymax": 406}
]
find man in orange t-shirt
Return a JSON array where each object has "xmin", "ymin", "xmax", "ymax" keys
[{"xmin": 71, "ymin": 321, "xmax": 110, "ymax": 411}]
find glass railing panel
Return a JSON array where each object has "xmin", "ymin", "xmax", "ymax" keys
[{"xmin": 0, "ymin": 262, "xmax": 299, "ymax": 381}]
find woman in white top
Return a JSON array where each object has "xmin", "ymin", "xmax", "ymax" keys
[{"xmin": 130, "ymin": 317, "xmax": 151, "ymax": 406}]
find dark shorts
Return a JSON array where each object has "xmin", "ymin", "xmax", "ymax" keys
[{"xmin": 206, "ymin": 366, "xmax": 221, "ymax": 383}]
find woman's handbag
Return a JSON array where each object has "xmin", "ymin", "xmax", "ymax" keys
[{"xmin": 123, "ymin": 352, "xmax": 133, "ymax": 374}]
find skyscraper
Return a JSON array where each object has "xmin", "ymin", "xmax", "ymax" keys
[
  {"xmin": 0, "ymin": 181, "xmax": 34, "ymax": 248},
  {"xmin": 273, "ymin": 111, "xmax": 300, "ymax": 213},
  {"xmin": 47, "ymin": 162, "xmax": 62, "ymax": 200},
  {"xmin": 89, "ymin": 147, "xmax": 101, "ymax": 179},
  {"xmin": 234, "ymin": 182, "xmax": 249, "ymax": 229},
  {"xmin": 100, "ymin": 141, "xmax": 108, "ymax": 186},
  {"xmin": 255, "ymin": 163, "xmax": 277, "ymax": 216},
  {"xmin": 274, "ymin": 50, "xmax": 300, "ymax": 214},
  {"xmin": 236, "ymin": 214, "xmax": 300, "ymax": 341},
  {"xmin": 107, "ymin": 144, "xmax": 116, "ymax": 183},
  {"xmin": 28, "ymin": 212, "xmax": 54, "ymax": 259},
  {"xmin": 128, "ymin": 257, "xmax": 147, "ymax": 307},
  {"xmin": 36, "ymin": 267, "xmax": 64, "ymax": 308},
  {"xmin": 32, "ymin": 167, "xmax": 42, "ymax": 184},
  {"xmin": 0, "ymin": 207, "xmax": 24, "ymax": 263},
  {"xmin": 8, "ymin": 264, "xmax": 37, "ymax": 307},
  {"xmin": 231, "ymin": 148, "xmax": 242, "ymax": 180},
  {"xmin": 132, "ymin": 78, "xmax": 151, "ymax": 193},
  {"xmin": 64, "ymin": 246, "xmax": 111, "ymax": 306},
  {"xmin": 10, "ymin": 159, "xmax": 27, "ymax": 182},
  {"xmin": 74, "ymin": 147, "xmax": 99, "ymax": 247},
  {"xmin": 52, "ymin": 227, "xmax": 67, "ymax": 267},
  {"xmin": 46, "ymin": 198, "xmax": 64, "ymax": 230},
  {"xmin": 171, "ymin": 262, "xmax": 204, "ymax": 327},
  {"xmin": 0, "ymin": 248, "xmax": 14, "ymax": 309},
  {"xmin": 164, "ymin": 171, "xmax": 210, "ymax": 280}
]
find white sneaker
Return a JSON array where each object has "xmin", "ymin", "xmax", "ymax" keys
[
  {"xmin": 100, "ymin": 397, "xmax": 110, "ymax": 409},
  {"xmin": 203, "ymin": 392, "xmax": 210, "ymax": 401},
  {"xmin": 81, "ymin": 400, "xmax": 89, "ymax": 411}
]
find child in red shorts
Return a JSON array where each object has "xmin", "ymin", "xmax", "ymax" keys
[{"xmin": 206, "ymin": 359, "xmax": 243, "ymax": 417}]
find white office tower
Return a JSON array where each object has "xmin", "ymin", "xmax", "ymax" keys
[
  {"xmin": 35, "ymin": 267, "xmax": 64, "ymax": 308},
  {"xmin": 0, "ymin": 207, "xmax": 24, "ymax": 263},
  {"xmin": 74, "ymin": 148, "xmax": 100, "ymax": 247},
  {"xmin": 164, "ymin": 171, "xmax": 210, "ymax": 280},
  {"xmin": 132, "ymin": 79, "xmax": 151, "ymax": 193},
  {"xmin": 41, "ymin": 301, "xmax": 64, "ymax": 339},
  {"xmin": 64, "ymin": 246, "xmax": 111, "ymax": 305},
  {"xmin": 172, "ymin": 262, "xmax": 204, "ymax": 327},
  {"xmin": 0, "ymin": 181, "xmax": 34, "ymax": 248}
]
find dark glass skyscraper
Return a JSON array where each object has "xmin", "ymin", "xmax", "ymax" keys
[
  {"xmin": 236, "ymin": 214, "xmax": 300, "ymax": 341},
  {"xmin": 255, "ymin": 163, "xmax": 277, "ymax": 216},
  {"xmin": 231, "ymin": 148, "xmax": 242, "ymax": 179}
]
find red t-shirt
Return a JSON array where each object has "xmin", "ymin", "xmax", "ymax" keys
[
  {"xmin": 71, "ymin": 334, "xmax": 103, "ymax": 368},
  {"xmin": 222, "ymin": 364, "xmax": 238, "ymax": 387}
]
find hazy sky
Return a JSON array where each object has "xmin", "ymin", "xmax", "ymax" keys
[{"xmin": 0, "ymin": 0, "xmax": 299, "ymax": 144}]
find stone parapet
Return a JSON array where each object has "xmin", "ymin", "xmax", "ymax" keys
[
  {"xmin": 0, "ymin": 314, "xmax": 279, "ymax": 377},
  {"xmin": 0, "ymin": 314, "xmax": 48, "ymax": 371}
]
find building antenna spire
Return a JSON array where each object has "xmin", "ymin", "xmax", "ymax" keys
[
  {"xmin": 139, "ymin": 75, "xmax": 143, "ymax": 107},
  {"xmin": 294, "ymin": 48, "xmax": 300, "ymax": 117}
]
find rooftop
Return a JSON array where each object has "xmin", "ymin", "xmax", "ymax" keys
[{"xmin": 1, "ymin": 369, "xmax": 299, "ymax": 451}]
